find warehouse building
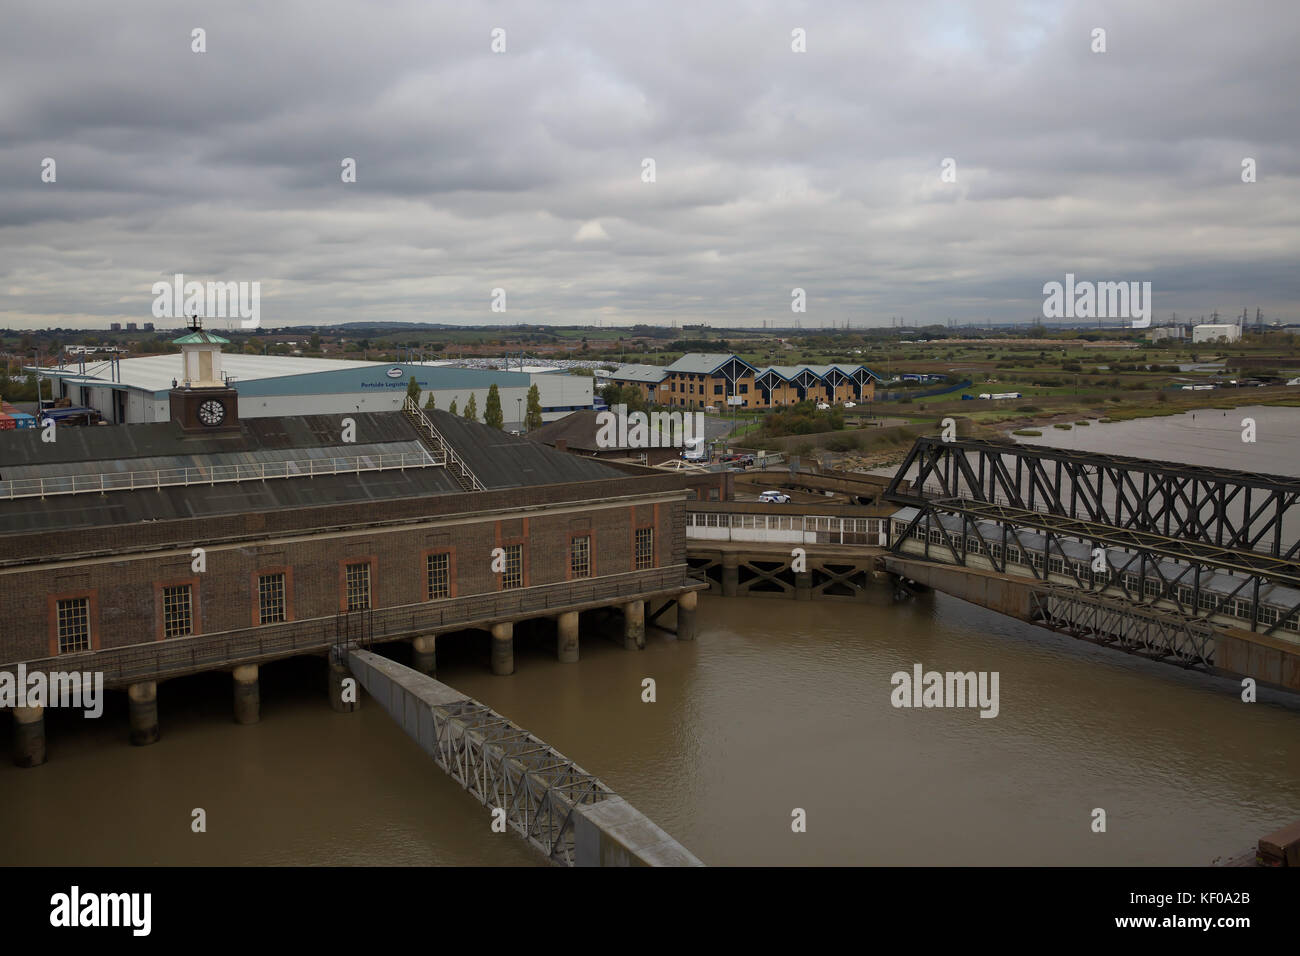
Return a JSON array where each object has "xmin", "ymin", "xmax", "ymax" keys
[
  {"xmin": 1191, "ymin": 323, "xmax": 1243, "ymax": 344},
  {"xmin": 28, "ymin": 346, "xmax": 593, "ymax": 427}
]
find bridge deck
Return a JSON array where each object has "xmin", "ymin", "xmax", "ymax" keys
[{"xmin": 347, "ymin": 648, "xmax": 704, "ymax": 867}]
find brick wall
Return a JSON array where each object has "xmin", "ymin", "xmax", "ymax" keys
[{"xmin": 0, "ymin": 494, "xmax": 686, "ymax": 666}]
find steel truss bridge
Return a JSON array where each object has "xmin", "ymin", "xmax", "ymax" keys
[
  {"xmin": 888, "ymin": 437, "xmax": 1300, "ymax": 558},
  {"xmin": 346, "ymin": 648, "xmax": 702, "ymax": 866},
  {"xmin": 884, "ymin": 438, "xmax": 1300, "ymax": 669},
  {"xmin": 423, "ymin": 695, "xmax": 609, "ymax": 864},
  {"xmin": 1029, "ymin": 585, "xmax": 1220, "ymax": 669}
]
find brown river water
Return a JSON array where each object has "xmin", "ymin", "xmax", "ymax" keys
[{"xmin": 2, "ymin": 408, "xmax": 1298, "ymax": 866}]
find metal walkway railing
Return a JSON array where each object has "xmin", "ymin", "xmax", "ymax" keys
[
  {"xmin": 11, "ymin": 564, "xmax": 695, "ymax": 687},
  {"xmin": 402, "ymin": 396, "xmax": 484, "ymax": 492},
  {"xmin": 1, "ymin": 449, "xmax": 441, "ymax": 500}
]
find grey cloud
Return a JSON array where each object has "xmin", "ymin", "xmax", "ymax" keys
[{"xmin": 0, "ymin": 0, "xmax": 1296, "ymax": 329}]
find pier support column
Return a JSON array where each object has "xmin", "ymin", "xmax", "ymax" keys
[
  {"xmin": 233, "ymin": 664, "xmax": 259, "ymax": 725},
  {"xmin": 329, "ymin": 659, "xmax": 359, "ymax": 713},
  {"xmin": 127, "ymin": 681, "xmax": 159, "ymax": 746},
  {"xmin": 795, "ymin": 570, "xmax": 813, "ymax": 601},
  {"xmin": 491, "ymin": 622, "xmax": 514, "ymax": 676},
  {"xmin": 676, "ymin": 590, "xmax": 698, "ymax": 641},
  {"xmin": 556, "ymin": 611, "xmax": 580, "ymax": 663},
  {"xmin": 13, "ymin": 705, "xmax": 46, "ymax": 768},
  {"xmin": 721, "ymin": 553, "xmax": 739, "ymax": 597},
  {"xmin": 411, "ymin": 634, "xmax": 437, "ymax": 675},
  {"xmin": 623, "ymin": 600, "xmax": 645, "ymax": 650}
]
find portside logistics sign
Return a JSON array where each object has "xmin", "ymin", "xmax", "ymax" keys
[{"xmin": 361, "ymin": 368, "xmax": 430, "ymax": 390}]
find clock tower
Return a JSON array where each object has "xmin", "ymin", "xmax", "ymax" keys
[{"xmin": 168, "ymin": 316, "xmax": 241, "ymax": 432}]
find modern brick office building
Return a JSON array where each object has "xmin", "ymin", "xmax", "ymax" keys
[
  {"xmin": 607, "ymin": 353, "xmax": 881, "ymax": 409},
  {"xmin": 0, "ymin": 329, "xmax": 701, "ymax": 766}
]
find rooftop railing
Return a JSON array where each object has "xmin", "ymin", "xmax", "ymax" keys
[
  {"xmin": 6, "ymin": 564, "xmax": 697, "ymax": 686},
  {"xmin": 402, "ymin": 396, "xmax": 484, "ymax": 492},
  {"xmin": 1, "ymin": 449, "xmax": 441, "ymax": 500}
]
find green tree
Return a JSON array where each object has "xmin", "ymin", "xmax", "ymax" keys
[
  {"xmin": 525, "ymin": 384, "xmax": 543, "ymax": 431},
  {"xmin": 484, "ymin": 384, "xmax": 504, "ymax": 429},
  {"xmin": 448, "ymin": 398, "xmax": 458, "ymax": 416},
  {"xmin": 406, "ymin": 376, "xmax": 420, "ymax": 403},
  {"xmin": 423, "ymin": 391, "xmax": 436, "ymax": 411},
  {"xmin": 310, "ymin": 333, "xmax": 321, "ymax": 351},
  {"xmin": 599, "ymin": 382, "xmax": 647, "ymax": 414},
  {"xmin": 464, "ymin": 393, "xmax": 478, "ymax": 421}
]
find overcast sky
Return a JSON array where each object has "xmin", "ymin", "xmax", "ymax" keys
[{"xmin": 1, "ymin": 0, "xmax": 1297, "ymax": 330}]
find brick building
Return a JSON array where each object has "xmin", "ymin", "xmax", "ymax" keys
[
  {"xmin": 0, "ymin": 329, "xmax": 701, "ymax": 765},
  {"xmin": 608, "ymin": 353, "xmax": 881, "ymax": 410}
]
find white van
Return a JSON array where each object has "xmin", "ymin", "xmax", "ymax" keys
[{"xmin": 681, "ymin": 437, "xmax": 708, "ymax": 462}]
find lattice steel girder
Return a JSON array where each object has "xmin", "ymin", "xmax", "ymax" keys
[
  {"xmin": 427, "ymin": 698, "xmax": 613, "ymax": 865},
  {"xmin": 885, "ymin": 437, "xmax": 1300, "ymax": 558},
  {"xmin": 895, "ymin": 496, "xmax": 1300, "ymax": 634},
  {"xmin": 1028, "ymin": 585, "xmax": 1217, "ymax": 668},
  {"xmin": 938, "ymin": 498, "xmax": 1300, "ymax": 590}
]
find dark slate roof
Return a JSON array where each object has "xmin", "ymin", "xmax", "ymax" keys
[
  {"xmin": 0, "ymin": 410, "xmax": 626, "ymax": 536},
  {"xmin": 523, "ymin": 409, "xmax": 607, "ymax": 451},
  {"xmin": 0, "ymin": 468, "xmax": 464, "ymax": 536},
  {"xmin": 426, "ymin": 410, "xmax": 623, "ymax": 487},
  {"xmin": 0, "ymin": 412, "xmax": 418, "ymax": 468}
]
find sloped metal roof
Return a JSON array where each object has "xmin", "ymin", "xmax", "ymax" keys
[
  {"xmin": 0, "ymin": 412, "xmax": 419, "ymax": 468},
  {"xmin": 427, "ymin": 410, "xmax": 624, "ymax": 488},
  {"xmin": 0, "ymin": 468, "xmax": 463, "ymax": 535},
  {"xmin": 524, "ymin": 409, "xmax": 607, "ymax": 450},
  {"xmin": 664, "ymin": 353, "xmax": 756, "ymax": 375},
  {"xmin": 174, "ymin": 330, "xmax": 231, "ymax": 345},
  {"xmin": 0, "ymin": 409, "xmax": 630, "ymax": 535},
  {"xmin": 608, "ymin": 364, "xmax": 668, "ymax": 383}
]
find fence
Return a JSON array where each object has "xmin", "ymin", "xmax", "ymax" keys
[
  {"xmin": 687, "ymin": 511, "xmax": 887, "ymax": 546},
  {"xmin": 11, "ymin": 565, "xmax": 693, "ymax": 686},
  {"xmin": 0, "ymin": 450, "xmax": 439, "ymax": 500}
]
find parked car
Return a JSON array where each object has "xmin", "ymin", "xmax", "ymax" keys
[
  {"xmin": 758, "ymin": 490, "xmax": 791, "ymax": 503},
  {"xmin": 815, "ymin": 402, "xmax": 830, "ymax": 410},
  {"xmin": 842, "ymin": 401, "xmax": 856, "ymax": 409}
]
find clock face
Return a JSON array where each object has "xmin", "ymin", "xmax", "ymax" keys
[{"xmin": 197, "ymin": 399, "xmax": 226, "ymax": 426}]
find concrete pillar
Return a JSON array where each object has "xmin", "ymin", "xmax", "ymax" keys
[
  {"xmin": 721, "ymin": 553, "xmax": 739, "ymax": 597},
  {"xmin": 556, "ymin": 611, "xmax": 580, "ymax": 663},
  {"xmin": 491, "ymin": 622, "xmax": 514, "ymax": 675},
  {"xmin": 676, "ymin": 590, "xmax": 698, "ymax": 641},
  {"xmin": 795, "ymin": 570, "xmax": 813, "ymax": 601},
  {"xmin": 13, "ymin": 705, "xmax": 46, "ymax": 768},
  {"xmin": 329, "ymin": 659, "xmax": 359, "ymax": 713},
  {"xmin": 411, "ymin": 634, "xmax": 437, "ymax": 675},
  {"xmin": 623, "ymin": 600, "xmax": 646, "ymax": 650},
  {"xmin": 233, "ymin": 664, "xmax": 259, "ymax": 725},
  {"xmin": 128, "ymin": 681, "xmax": 159, "ymax": 746}
]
